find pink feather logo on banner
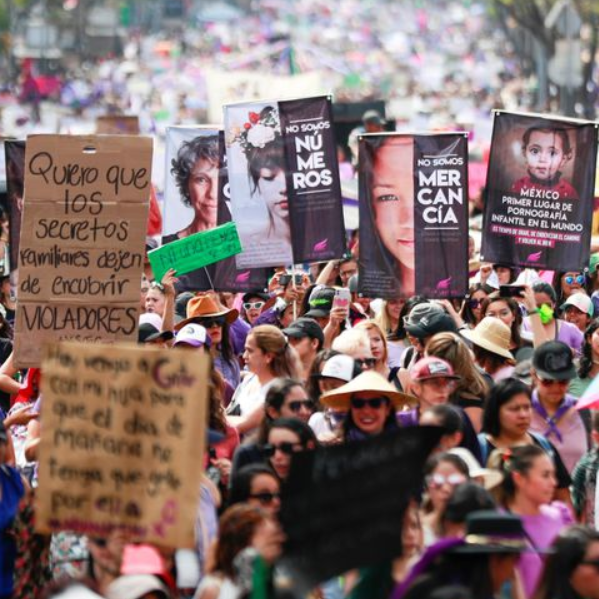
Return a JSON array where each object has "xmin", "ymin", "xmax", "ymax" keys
[
  {"xmin": 235, "ymin": 271, "xmax": 251, "ymax": 282},
  {"xmin": 436, "ymin": 277, "xmax": 452, "ymax": 290},
  {"xmin": 313, "ymin": 239, "xmax": 328, "ymax": 252},
  {"xmin": 526, "ymin": 251, "xmax": 542, "ymax": 262}
]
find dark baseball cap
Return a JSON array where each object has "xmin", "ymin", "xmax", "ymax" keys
[
  {"xmin": 362, "ymin": 109, "xmax": 385, "ymax": 126},
  {"xmin": 283, "ymin": 317, "xmax": 325, "ymax": 348},
  {"xmin": 138, "ymin": 323, "xmax": 174, "ymax": 344},
  {"xmin": 532, "ymin": 341, "xmax": 576, "ymax": 381},
  {"xmin": 305, "ymin": 286, "xmax": 335, "ymax": 318},
  {"xmin": 242, "ymin": 292, "xmax": 270, "ymax": 304},
  {"xmin": 405, "ymin": 310, "xmax": 457, "ymax": 339}
]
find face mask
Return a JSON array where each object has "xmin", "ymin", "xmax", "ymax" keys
[{"xmin": 539, "ymin": 303, "xmax": 554, "ymax": 325}]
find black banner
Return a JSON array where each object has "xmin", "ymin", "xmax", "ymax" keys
[
  {"xmin": 358, "ymin": 133, "xmax": 469, "ymax": 299},
  {"xmin": 5, "ymin": 140, "xmax": 26, "ymax": 273},
  {"xmin": 279, "ymin": 426, "xmax": 442, "ymax": 591},
  {"xmin": 481, "ymin": 111, "xmax": 598, "ymax": 270},
  {"xmin": 279, "ymin": 96, "xmax": 347, "ymax": 263}
]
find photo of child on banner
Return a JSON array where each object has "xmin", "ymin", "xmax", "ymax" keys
[
  {"xmin": 225, "ymin": 96, "xmax": 346, "ymax": 269},
  {"xmin": 481, "ymin": 111, "xmax": 598, "ymax": 271},
  {"xmin": 163, "ymin": 126, "xmax": 267, "ymax": 293},
  {"xmin": 358, "ymin": 133, "xmax": 469, "ymax": 299}
]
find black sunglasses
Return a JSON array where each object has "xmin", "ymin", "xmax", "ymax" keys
[
  {"xmin": 201, "ymin": 316, "xmax": 226, "ymax": 328},
  {"xmin": 249, "ymin": 492, "xmax": 281, "ymax": 505},
  {"xmin": 355, "ymin": 357, "xmax": 377, "ymax": 369},
  {"xmin": 467, "ymin": 298, "xmax": 482, "ymax": 309},
  {"xmin": 262, "ymin": 442, "xmax": 301, "ymax": 457},
  {"xmin": 581, "ymin": 559, "xmax": 599, "ymax": 571},
  {"xmin": 288, "ymin": 399, "xmax": 314, "ymax": 413},
  {"xmin": 350, "ymin": 397, "xmax": 388, "ymax": 409}
]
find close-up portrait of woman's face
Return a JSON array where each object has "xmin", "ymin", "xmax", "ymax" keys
[
  {"xmin": 258, "ymin": 164, "xmax": 288, "ymax": 220},
  {"xmin": 371, "ymin": 137, "xmax": 415, "ymax": 271},
  {"xmin": 189, "ymin": 156, "xmax": 219, "ymax": 223}
]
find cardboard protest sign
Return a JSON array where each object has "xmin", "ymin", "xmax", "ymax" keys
[
  {"xmin": 358, "ymin": 133, "xmax": 469, "ymax": 299},
  {"xmin": 36, "ymin": 341, "xmax": 209, "ymax": 548},
  {"xmin": 96, "ymin": 115, "xmax": 140, "ymax": 135},
  {"xmin": 481, "ymin": 111, "xmax": 598, "ymax": 270},
  {"xmin": 279, "ymin": 426, "xmax": 442, "ymax": 590},
  {"xmin": 163, "ymin": 126, "xmax": 268, "ymax": 292},
  {"xmin": 225, "ymin": 96, "xmax": 346, "ymax": 268},
  {"xmin": 4, "ymin": 140, "xmax": 26, "ymax": 273},
  {"xmin": 149, "ymin": 222, "xmax": 242, "ymax": 282},
  {"xmin": 14, "ymin": 135, "xmax": 152, "ymax": 368}
]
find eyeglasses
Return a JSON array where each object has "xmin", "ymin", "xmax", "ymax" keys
[
  {"xmin": 426, "ymin": 473, "xmax": 466, "ymax": 489},
  {"xmin": 262, "ymin": 442, "xmax": 302, "ymax": 457},
  {"xmin": 538, "ymin": 378, "xmax": 569, "ymax": 387},
  {"xmin": 249, "ymin": 492, "xmax": 281, "ymax": 505},
  {"xmin": 355, "ymin": 357, "xmax": 377, "ymax": 370},
  {"xmin": 565, "ymin": 275, "xmax": 585, "ymax": 286},
  {"xmin": 201, "ymin": 316, "xmax": 226, "ymax": 328},
  {"xmin": 350, "ymin": 397, "xmax": 389, "ymax": 409},
  {"xmin": 288, "ymin": 399, "xmax": 314, "ymax": 413},
  {"xmin": 243, "ymin": 301, "xmax": 265, "ymax": 311}
]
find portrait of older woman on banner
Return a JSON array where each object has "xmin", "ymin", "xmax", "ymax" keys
[
  {"xmin": 359, "ymin": 134, "xmax": 416, "ymax": 298},
  {"xmin": 226, "ymin": 103, "xmax": 293, "ymax": 268},
  {"xmin": 164, "ymin": 133, "xmax": 222, "ymax": 243}
]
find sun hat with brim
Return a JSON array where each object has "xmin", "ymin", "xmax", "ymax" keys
[
  {"xmin": 560, "ymin": 292, "xmax": 594, "ymax": 317},
  {"xmin": 175, "ymin": 294, "xmax": 239, "ymax": 331},
  {"xmin": 106, "ymin": 575, "xmax": 169, "ymax": 599},
  {"xmin": 450, "ymin": 510, "xmax": 548, "ymax": 554},
  {"xmin": 448, "ymin": 448, "xmax": 503, "ymax": 490},
  {"xmin": 461, "ymin": 317, "xmax": 514, "ymax": 361},
  {"xmin": 320, "ymin": 370, "xmax": 416, "ymax": 410}
]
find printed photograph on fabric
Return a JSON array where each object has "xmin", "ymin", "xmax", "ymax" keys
[
  {"xmin": 358, "ymin": 134, "xmax": 416, "ymax": 299},
  {"xmin": 225, "ymin": 102, "xmax": 294, "ymax": 268},
  {"xmin": 483, "ymin": 112, "xmax": 598, "ymax": 271}
]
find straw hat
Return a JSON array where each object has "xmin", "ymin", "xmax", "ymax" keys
[
  {"xmin": 448, "ymin": 448, "xmax": 503, "ymax": 490},
  {"xmin": 320, "ymin": 370, "xmax": 417, "ymax": 410},
  {"xmin": 175, "ymin": 293, "xmax": 238, "ymax": 331},
  {"xmin": 461, "ymin": 317, "xmax": 514, "ymax": 361}
]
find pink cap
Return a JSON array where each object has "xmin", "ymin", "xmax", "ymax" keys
[
  {"xmin": 410, "ymin": 356, "xmax": 460, "ymax": 381},
  {"xmin": 120, "ymin": 544, "xmax": 167, "ymax": 576}
]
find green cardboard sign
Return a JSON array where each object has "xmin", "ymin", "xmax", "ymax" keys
[{"xmin": 148, "ymin": 222, "xmax": 242, "ymax": 282}]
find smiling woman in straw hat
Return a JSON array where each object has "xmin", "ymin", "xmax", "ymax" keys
[
  {"xmin": 320, "ymin": 370, "xmax": 416, "ymax": 441},
  {"xmin": 461, "ymin": 317, "xmax": 516, "ymax": 382}
]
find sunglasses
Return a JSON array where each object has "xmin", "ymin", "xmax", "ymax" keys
[
  {"xmin": 288, "ymin": 399, "xmax": 314, "ymax": 413},
  {"xmin": 467, "ymin": 299, "xmax": 482, "ymax": 309},
  {"xmin": 201, "ymin": 316, "xmax": 226, "ymax": 328},
  {"xmin": 249, "ymin": 491, "xmax": 281, "ymax": 505},
  {"xmin": 243, "ymin": 301, "xmax": 265, "ymax": 311},
  {"xmin": 355, "ymin": 357, "xmax": 377, "ymax": 369},
  {"xmin": 350, "ymin": 397, "xmax": 388, "ymax": 409},
  {"xmin": 262, "ymin": 442, "xmax": 302, "ymax": 457},
  {"xmin": 565, "ymin": 274, "xmax": 585, "ymax": 286},
  {"xmin": 426, "ymin": 473, "xmax": 466, "ymax": 489},
  {"xmin": 538, "ymin": 378, "xmax": 569, "ymax": 387},
  {"xmin": 581, "ymin": 559, "xmax": 599, "ymax": 571}
]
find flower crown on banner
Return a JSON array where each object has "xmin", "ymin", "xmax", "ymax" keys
[{"xmin": 230, "ymin": 107, "xmax": 281, "ymax": 153}]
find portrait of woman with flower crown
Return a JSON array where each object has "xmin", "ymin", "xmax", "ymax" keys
[{"xmin": 226, "ymin": 103, "xmax": 293, "ymax": 267}]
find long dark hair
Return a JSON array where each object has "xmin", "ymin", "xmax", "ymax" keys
[
  {"xmin": 578, "ymin": 319, "xmax": 599, "ymax": 379},
  {"xmin": 462, "ymin": 284, "xmax": 494, "ymax": 326},
  {"xmin": 533, "ymin": 525, "xmax": 599, "ymax": 599},
  {"xmin": 482, "ymin": 378, "xmax": 531, "ymax": 437},
  {"xmin": 480, "ymin": 295, "xmax": 524, "ymax": 348},
  {"xmin": 552, "ymin": 270, "xmax": 592, "ymax": 306},
  {"xmin": 257, "ymin": 378, "xmax": 305, "ymax": 443},
  {"xmin": 228, "ymin": 464, "xmax": 279, "ymax": 508}
]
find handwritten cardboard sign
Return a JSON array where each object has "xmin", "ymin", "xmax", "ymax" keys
[
  {"xmin": 36, "ymin": 341, "xmax": 209, "ymax": 548},
  {"xmin": 279, "ymin": 426, "xmax": 442, "ymax": 590},
  {"xmin": 14, "ymin": 135, "xmax": 152, "ymax": 368},
  {"xmin": 148, "ymin": 222, "xmax": 242, "ymax": 283}
]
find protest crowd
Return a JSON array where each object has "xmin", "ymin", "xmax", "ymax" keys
[{"xmin": 2, "ymin": 2, "xmax": 599, "ymax": 599}]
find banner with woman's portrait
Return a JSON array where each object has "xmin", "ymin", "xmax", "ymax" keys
[
  {"xmin": 163, "ymin": 126, "xmax": 267, "ymax": 293},
  {"xmin": 224, "ymin": 96, "xmax": 346, "ymax": 268},
  {"xmin": 358, "ymin": 133, "xmax": 469, "ymax": 299},
  {"xmin": 481, "ymin": 111, "xmax": 598, "ymax": 271}
]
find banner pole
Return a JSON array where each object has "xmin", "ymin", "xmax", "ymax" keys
[{"xmin": 291, "ymin": 264, "xmax": 297, "ymax": 321}]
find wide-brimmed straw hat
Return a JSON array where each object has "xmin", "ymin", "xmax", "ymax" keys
[
  {"xmin": 175, "ymin": 293, "xmax": 238, "ymax": 331},
  {"xmin": 461, "ymin": 317, "xmax": 514, "ymax": 361},
  {"xmin": 320, "ymin": 370, "xmax": 416, "ymax": 410},
  {"xmin": 448, "ymin": 448, "xmax": 503, "ymax": 490}
]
